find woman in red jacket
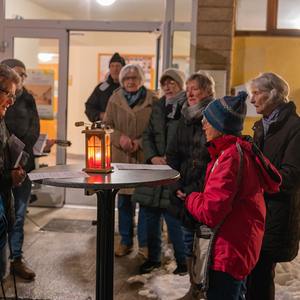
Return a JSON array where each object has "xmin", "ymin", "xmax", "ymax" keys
[{"xmin": 185, "ymin": 92, "xmax": 282, "ymax": 299}]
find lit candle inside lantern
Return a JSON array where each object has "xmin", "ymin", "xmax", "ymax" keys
[{"xmin": 95, "ymin": 151, "xmax": 101, "ymax": 168}]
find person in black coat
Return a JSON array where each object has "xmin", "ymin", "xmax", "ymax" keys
[
  {"xmin": 85, "ymin": 53, "xmax": 125, "ymax": 122},
  {"xmin": 246, "ymin": 72, "xmax": 300, "ymax": 300},
  {"xmin": 0, "ymin": 63, "xmax": 26, "ymax": 283},
  {"xmin": 166, "ymin": 71, "xmax": 215, "ymax": 300},
  {"xmin": 1, "ymin": 58, "xmax": 40, "ymax": 280}
]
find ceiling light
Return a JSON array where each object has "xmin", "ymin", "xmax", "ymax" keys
[
  {"xmin": 38, "ymin": 53, "xmax": 58, "ymax": 62},
  {"xmin": 96, "ymin": 0, "xmax": 115, "ymax": 6}
]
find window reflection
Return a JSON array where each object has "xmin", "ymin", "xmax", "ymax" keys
[
  {"xmin": 278, "ymin": 0, "xmax": 300, "ymax": 29},
  {"xmin": 236, "ymin": 0, "xmax": 268, "ymax": 31}
]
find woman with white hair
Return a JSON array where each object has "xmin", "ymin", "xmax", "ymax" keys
[
  {"xmin": 246, "ymin": 72, "xmax": 300, "ymax": 300},
  {"xmin": 104, "ymin": 64, "xmax": 158, "ymax": 257}
]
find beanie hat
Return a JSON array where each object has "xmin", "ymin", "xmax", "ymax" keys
[
  {"xmin": 1, "ymin": 58, "xmax": 26, "ymax": 70},
  {"xmin": 109, "ymin": 53, "xmax": 125, "ymax": 67},
  {"xmin": 203, "ymin": 91, "xmax": 248, "ymax": 135},
  {"xmin": 160, "ymin": 68, "xmax": 186, "ymax": 90}
]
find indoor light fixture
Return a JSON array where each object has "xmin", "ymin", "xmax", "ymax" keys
[
  {"xmin": 38, "ymin": 53, "xmax": 58, "ymax": 62},
  {"xmin": 96, "ymin": 0, "xmax": 115, "ymax": 6}
]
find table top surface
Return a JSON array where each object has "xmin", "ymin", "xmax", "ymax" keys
[{"xmin": 31, "ymin": 163, "xmax": 180, "ymax": 189}]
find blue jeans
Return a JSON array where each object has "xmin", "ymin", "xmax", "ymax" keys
[
  {"xmin": 0, "ymin": 241, "xmax": 6, "ymax": 282},
  {"xmin": 118, "ymin": 194, "xmax": 147, "ymax": 247},
  {"xmin": 10, "ymin": 176, "xmax": 32, "ymax": 258},
  {"xmin": 207, "ymin": 269, "xmax": 247, "ymax": 300},
  {"xmin": 145, "ymin": 206, "xmax": 185, "ymax": 265},
  {"xmin": 181, "ymin": 226, "xmax": 194, "ymax": 257}
]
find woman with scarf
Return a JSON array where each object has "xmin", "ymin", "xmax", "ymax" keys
[
  {"xmin": 166, "ymin": 71, "xmax": 215, "ymax": 300},
  {"xmin": 132, "ymin": 68, "xmax": 187, "ymax": 274},
  {"xmin": 104, "ymin": 64, "xmax": 158, "ymax": 257}
]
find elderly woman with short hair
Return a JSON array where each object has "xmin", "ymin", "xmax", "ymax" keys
[
  {"xmin": 0, "ymin": 64, "xmax": 26, "ymax": 283},
  {"xmin": 246, "ymin": 72, "xmax": 300, "ymax": 300},
  {"xmin": 166, "ymin": 71, "xmax": 215, "ymax": 299},
  {"xmin": 104, "ymin": 64, "xmax": 158, "ymax": 257}
]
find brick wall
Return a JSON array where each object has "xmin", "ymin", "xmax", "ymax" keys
[{"xmin": 196, "ymin": 0, "xmax": 235, "ymax": 94}]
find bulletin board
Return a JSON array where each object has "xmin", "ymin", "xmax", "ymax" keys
[
  {"xmin": 98, "ymin": 54, "xmax": 154, "ymax": 89},
  {"xmin": 23, "ymin": 69, "xmax": 55, "ymax": 120}
]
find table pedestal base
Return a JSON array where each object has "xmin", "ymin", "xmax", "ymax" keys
[{"xmin": 96, "ymin": 188, "xmax": 119, "ymax": 300}]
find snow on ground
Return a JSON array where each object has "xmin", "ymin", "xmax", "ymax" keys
[{"xmin": 128, "ymin": 241, "xmax": 300, "ymax": 300}]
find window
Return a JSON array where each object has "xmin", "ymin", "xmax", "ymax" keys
[{"xmin": 235, "ymin": 0, "xmax": 300, "ymax": 36}]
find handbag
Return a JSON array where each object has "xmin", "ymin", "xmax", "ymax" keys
[
  {"xmin": 0, "ymin": 195, "xmax": 8, "ymax": 249},
  {"xmin": 192, "ymin": 141, "xmax": 244, "ymax": 293}
]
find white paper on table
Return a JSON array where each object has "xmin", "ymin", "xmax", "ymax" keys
[
  {"xmin": 28, "ymin": 171, "xmax": 90, "ymax": 181},
  {"xmin": 116, "ymin": 164, "xmax": 172, "ymax": 170}
]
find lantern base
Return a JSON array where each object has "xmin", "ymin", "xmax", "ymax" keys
[{"xmin": 82, "ymin": 166, "xmax": 114, "ymax": 173}]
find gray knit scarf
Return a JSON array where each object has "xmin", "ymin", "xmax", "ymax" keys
[
  {"xmin": 165, "ymin": 90, "xmax": 187, "ymax": 119},
  {"xmin": 181, "ymin": 95, "xmax": 215, "ymax": 122}
]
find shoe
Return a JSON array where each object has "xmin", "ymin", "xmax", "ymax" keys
[
  {"xmin": 173, "ymin": 264, "xmax": 188, "ymax": 275},
  {"xmin": 138, "ymin": 247, "xmax": 148, "ymax": 259},
  {"xmin": 139, "ymin": 259, "xmax": 161, "ymax": 274},
  {"xmin": 114, "ymin": 244, "xmax": 133, "ymax": 257},
  {"xmin": 10, "ymin": 257, "xmax": 36, "ymax": 280}
]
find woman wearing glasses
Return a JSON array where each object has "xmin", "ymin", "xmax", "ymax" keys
[
  {"xmin": 132, "ymin": 68, "xmax": 187, "ymax": 274},
  {"xmin": 166, "ymin": 71, "xmax": 215, "ymax": 299},
  {"xmin": 104, "ymin": 64, "xmax": 158, "ymax": 257},
  {"xmin": 1, "ymin": 59, "xmax": 40, "ymax": 280},
  {"xmin": 0, "ymin": 64, "xmax": 27, "ymax": 284}
]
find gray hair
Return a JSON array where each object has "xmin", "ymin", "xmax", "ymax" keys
[
  {"xmin": 0, "ymin": 64, "xmax": 20, "ymax": 90},
  {"xmin": 249, "ymin": 72, "xmax": 289, "ymax": 104},
  {"xmin": 186, "ymin": 70, "xmax": 215, "ymax": 96},
  {"xmin": 119, "ymin": 64, "xmax": 145, "ymax": 88}
]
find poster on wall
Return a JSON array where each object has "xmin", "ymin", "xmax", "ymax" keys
[
  {"xmin": 23, "ymin": 69, "xmax": 54, "ymax": 120},
  {"xmin": 98, "ymin": 54, "xmax": 154, "ymax": 89}
]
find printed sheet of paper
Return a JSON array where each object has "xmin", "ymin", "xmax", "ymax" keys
[
  {"xmin": 8, "ymin": 134, "xmax": 25, "ymax": 168},
  {"xmin": 116, "ymin": 164, "xmax": 172, "ymax": 170},
  {"xmin": 28, "ymin": 172, "xmax": 90, "ymax": 181}
]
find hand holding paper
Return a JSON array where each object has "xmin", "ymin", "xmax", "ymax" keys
[{"xmin": 11, "ymin": 166, "xmax": 26, "ymax": 187}]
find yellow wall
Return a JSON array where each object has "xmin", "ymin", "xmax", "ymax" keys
[{"xmin": 232, "ymin": 36, "xmax": 300, "ymax": 136}]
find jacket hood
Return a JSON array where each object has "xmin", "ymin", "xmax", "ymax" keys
[{"xmin": 207, "ymin": 135, "xmax": 281, "ymax": 194}]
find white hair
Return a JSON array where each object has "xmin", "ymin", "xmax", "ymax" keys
[
  {"xmin": 248, "ymin": 72, "xmax": 290, "ymax": 104},
  {"xmin": 119, "ymin": 64, "xmax": 145, "ymax": 88}
]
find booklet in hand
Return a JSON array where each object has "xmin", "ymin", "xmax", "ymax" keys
[{"xmin": 8, "ymin": 134, "xmax": 25, "ymax": 169}]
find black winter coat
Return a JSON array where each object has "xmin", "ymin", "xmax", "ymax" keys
[
  {"xmin": 0, "ymin": 118, "xmax": 14, "ymax": 231},
  {"xmin": 5, "ymin": 87, "xmax": 40, "ymax": 173},
  {"xmin": 166, "ymin": 110, "xmax": 211, "ymax": 222},
  {"xmin": 253, "ymin": 101, "xmax": 300, "ymax": 262},
  {"xmin": 132, "ymin": 95, "xmax": 186, "ymax": 208},
  {"xmin": 85, "ymin": 75, "xmax": 120, "ymax": 122}
]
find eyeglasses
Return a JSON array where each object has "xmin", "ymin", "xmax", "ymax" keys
[
  {"xmin": 124, "ymin": 76, "xmax": 140, "ymax": 82},
  {"xmin": 0, "ymin": 87, "xmax": 16, "ymax": 103},
  {"xmin": 18, "ymin": 72, "xmax": 28, "ymax": 79},
  {"xmin": 201, "ymin": 118, "xmax": 209, "ymax": 128},
  {"xmin": 161, "ymin": 80, "xmax": 175, "ymax": 89}
]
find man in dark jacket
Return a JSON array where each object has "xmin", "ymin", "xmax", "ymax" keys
[
  {"xmin": 85, "ymin": 53, "xmax": 125, "ymax": 122},
  {"xmin": 1, "ymin": 58, "xmax": 40, "ymax": 280},
  {"xmin": 246, "ymin": 72, "xmax": 300, "ymax": 300}
]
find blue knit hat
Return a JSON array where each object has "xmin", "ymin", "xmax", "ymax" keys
[{"xmin": 203, "ymin": 91, "xmax": 248, "ymax": 135}]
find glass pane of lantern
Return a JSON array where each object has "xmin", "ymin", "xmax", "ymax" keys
[
  {"xmin": 88, "ymin": 136, "xmax": 95, "ymax": 168},
  {"xmin": 94, "ymin": 136, "xmax": 102, "ymax": 168},
  {"xmin": 106, "ymin": 135, "xmax": 111, "ymax": 168}
]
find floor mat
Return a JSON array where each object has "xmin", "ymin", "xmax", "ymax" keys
[{"xmin": 41, "ymin": 218, "xmax": 96, "ymax": 234}]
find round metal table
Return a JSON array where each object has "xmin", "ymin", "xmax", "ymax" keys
[{"xmin": 31, "ymin": 163, "xmax": 179, "ymax": 300}]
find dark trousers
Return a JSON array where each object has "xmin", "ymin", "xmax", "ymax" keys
[
  {"xmin": 246, "ymin": 250, "xmax": 276, "ymax": 300},
  {"xmin": 206, "ymin": 269, "xmax": 247, "ymax": 300}
]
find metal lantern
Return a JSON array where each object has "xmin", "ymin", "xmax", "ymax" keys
[{"xmin": 82, "ymin": 125, "xmax": 114, "ymax": 173}]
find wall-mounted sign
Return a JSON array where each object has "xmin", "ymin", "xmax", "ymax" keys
[{"xmin": 23, "ymin": 69, "xmax": 54, "ymax": 120}]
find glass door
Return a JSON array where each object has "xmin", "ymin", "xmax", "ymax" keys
[{"xmin": 3, "ymin": 27, "xmax": 69, "ymax": 207}]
